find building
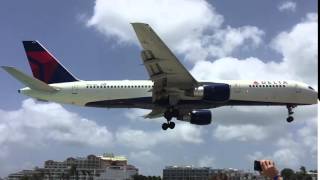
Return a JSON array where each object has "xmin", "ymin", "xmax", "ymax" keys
[
  {"xmin": 7, "ymin": 169, "xmax": 43, "ymax": 180},
  {"xmin": 163, "ymin": 166, "xmax": 210, "ymax": 180},
  {"xmin": 163, "ymin": 166, "xmax": 267, "ymax": 180},
  {"xmin": 95, "ymin": 165, "xmax": 138, "ymax": 180},
  {"xmin": 7, "ymin": 153, "xmax": 138, "ymax": 180},
  {"xmin": 210, "ymin": 168, "xmax": 266, "ymax": 180}
]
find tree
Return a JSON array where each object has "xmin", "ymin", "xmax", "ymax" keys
[
  {"xmin": 21, "ymin": 175, "xmax": 30, "ymax": 180},
  {"xmin": 300, "ymin": 166, "xmax": 307, "ymax": 175},
  {"xmin": 281, "ymin": 168, "xmax": 295, "ymax": 180},
  {"xmin": 132, "ymin": 174, "xmax": 162, "ymax": 180}
]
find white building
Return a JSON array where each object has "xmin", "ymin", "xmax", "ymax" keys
[{"xmin": 95, "ymin": 165, "xmax": 138, "ymax": 180}]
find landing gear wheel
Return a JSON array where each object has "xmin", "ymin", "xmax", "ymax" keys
[
  {"xmin": 286, "ymin": 105, "xmax": 296, "ymax": 123},
  {"xmin": 286, "ymin": 116, "xmax": 294, "ymax": 123},
  {"xmin": 169, "ymin": 122, "xmax": 175, "ymax": 129},
  {"xmin": 162, "ymin": 123, "xmax": 169, "ymax": 130}
]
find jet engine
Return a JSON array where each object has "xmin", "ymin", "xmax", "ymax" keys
[
  {"xmin": 179, "ymin": 110, "xmax": 212, "ymax": 125},
  {"xmin": 193, "ymin": 83, "xmax": 230, "ymax": 102}
]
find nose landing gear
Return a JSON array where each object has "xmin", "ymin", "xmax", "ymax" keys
[{"xmin": 286, "ymin": 105, "xmax": 296, "ymax": 123}]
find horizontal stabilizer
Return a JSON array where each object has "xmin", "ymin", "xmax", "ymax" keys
[{"xmin": 2, "ymin": 66, "xmax": 58, "ymax": 93}]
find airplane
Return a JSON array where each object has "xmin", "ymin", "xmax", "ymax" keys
[{"xmin": 2, "ymin": 23, "xmax": 317, "ymax": 130}]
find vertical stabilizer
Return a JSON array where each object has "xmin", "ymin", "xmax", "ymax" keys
[{"xmin": 22, "ymin": 41, "xmax": 78, "ymax": 84}]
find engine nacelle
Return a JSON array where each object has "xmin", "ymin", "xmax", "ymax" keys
[
  {"xmin": 181, "ymin": 110, "xmax": 212, "ymax": 125},
  {"xmin": 193, "ymin": 83, "xmax": 230, "ymax": 102}
]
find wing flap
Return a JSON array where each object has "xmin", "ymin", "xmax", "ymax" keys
[{"xmin": 144, "ymin": 108, "xmax": 166, "ymax": 119}]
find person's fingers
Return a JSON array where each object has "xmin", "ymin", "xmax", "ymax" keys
[{"xmin": 261, "ymin": 160, "xmax": 268, "ymax": 171}]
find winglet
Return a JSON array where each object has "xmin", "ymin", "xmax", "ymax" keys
[{"xmin": 2, "ymin": 66, "xmax": 58, "ymax": 93}]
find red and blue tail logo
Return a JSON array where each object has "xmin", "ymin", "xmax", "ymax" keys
[{"xmin": 22, "ymin": 41, "xmax": 78, "ymax": 84}]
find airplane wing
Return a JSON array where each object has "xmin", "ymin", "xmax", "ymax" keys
[{"xmin": 131, "ymin": 23, "xmax": 198, "ymax": 104}]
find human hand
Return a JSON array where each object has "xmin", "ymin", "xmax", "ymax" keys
[{"xmin": 260, "ymin": 160, "xmax": 281, "ymax": 180}]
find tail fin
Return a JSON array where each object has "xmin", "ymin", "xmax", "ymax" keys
[
  {"xmin": 22, "ymin": 41, "xmax": 79, "ymax": 84},
  {"xmin": 2, "ymin": 66, "xmax": 57, "ymax": 92}
]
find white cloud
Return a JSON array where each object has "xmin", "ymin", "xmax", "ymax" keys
[
  {"xmin": 87, "ymin": 0, "xmax": 264, "ymax": 61},
  {"xmin": 275, "ymin": 116, "xmax": 317, "ymax": 168},
  {"xmin": 129, "ymin": 150, "xmax": 161, "ymax": 175},
  {"xmin": 202, "ymin": 26, "xmax": 264, "ymax": 59},
  {"xmin": 278, "ymin": 1, "xmax": 297, "ymax": 12},
  {"xmin": 271, "ymin": 13, "xmax": 318, "ymax": 86},
  {"xmin": 116, "ymin": 124, "xmax": 204, "ymax": 149},
  {"xmin": 87, "ymin": 0, "xmax": 222, "ymax": 44},
  {"xmin": 213, "ymin": 124, "xmax": 269, "ymax": 142},
  {"xmin": 124, "ymin": 109, "xmax": 162, "ymax": 123},
  {"xmin": 130, "ymin": 150, "xmax": 161, "ymax": 164},
  {"xmin": 192, "ymin": 13, "xmax": 318, "ymax": 86},
  {"xmin": 198, "ymin": 156, "xmax": 215, "ymax": 167},
  {"xmin": 247, "ymin": 151, "xmax": 267, "ymax": 162},
  {"xmin": 0, "ymin": 99, "xmax": 114, "ymax": 152},
  {"xmin": 246, "ymin": 115, "xmax": 318, "ymax": 169}
]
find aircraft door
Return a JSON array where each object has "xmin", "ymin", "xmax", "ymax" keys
[
  {"xmin": 295, "ymin": 84, "xmax": 302, "ymax": 93},
  {"xmin": 234, "ymin": 83, "xmax": 241, "ymax": 93},
  {"xmin": 72, "ymin": 85, "xmax": 79, "ymax": 95}
]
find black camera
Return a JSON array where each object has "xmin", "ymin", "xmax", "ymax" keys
[{"xmin": 254, "ymin": 160, "xmax": 262, "ymax": 171}]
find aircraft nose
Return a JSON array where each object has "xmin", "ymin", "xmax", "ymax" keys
[
  {"xmin": 309, "ymin": 90, "xmax": 318, "ymax": 104},
  {"xmin": 313, "ymin": 91, "xmax": 318, "ymax": 102}
]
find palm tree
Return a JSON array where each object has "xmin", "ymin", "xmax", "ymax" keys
[{"xmin": 68, "ymin": 164, "xmax": 79, "ymax": 180}]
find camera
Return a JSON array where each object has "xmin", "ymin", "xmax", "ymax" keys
[{"xmin": 254, "ymin": 160, "xmax": 262, "ymax": 171}]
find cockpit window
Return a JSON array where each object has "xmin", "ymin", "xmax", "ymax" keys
[{"xmin": 308, "ymin": 86, "xmax": 314, "ymax": 90}]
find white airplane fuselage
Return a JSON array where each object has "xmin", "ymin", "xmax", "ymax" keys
[
  {"xmin": 20, "ymin": 80, "xmax": 317, "ymax": 109},
  {"xmin": 3, "ymin": 35, "xmax": 317, "ymax": 129}
]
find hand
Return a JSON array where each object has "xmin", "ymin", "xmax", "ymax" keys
[{"xmin": 260, "ymin": 160, "xmax": 281, "ymax": 179}]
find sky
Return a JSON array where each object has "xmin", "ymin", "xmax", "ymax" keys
[{"xmin": 0, "ymin": 0, "xmax": 318, "ymax": 177}]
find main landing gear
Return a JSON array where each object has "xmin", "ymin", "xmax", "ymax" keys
[
  {"xmin": 286, "ymin": 105, "xmax": 296, "ymax": 123},
  {"xmin": 161, "ymin": 109, "xmax": 176, "ymax": 130}
]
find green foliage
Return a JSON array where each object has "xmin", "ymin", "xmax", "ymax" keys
[
  {"xmin": 280, "ymin": 166, "xmax": 315, "ymax": 180},
  {"xmin": 132, "ymin": 174, "xmax": 162, "ymax": 180},
  {"xmin": 281, "ymin": 168, "xmax": 295, "ymax": 180}
]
